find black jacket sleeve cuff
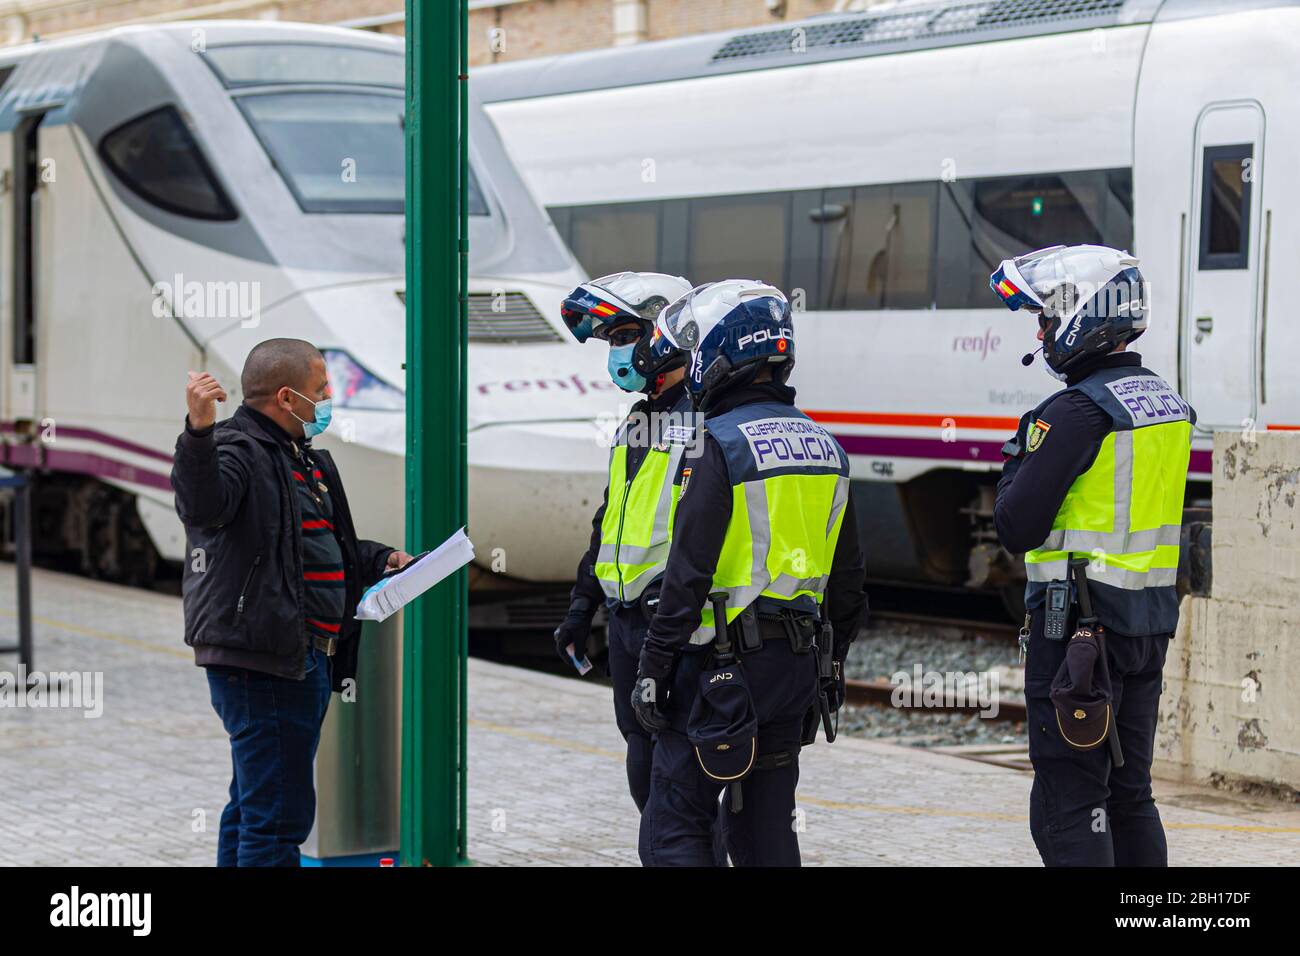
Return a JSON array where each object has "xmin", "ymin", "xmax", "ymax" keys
[{"xmin": 182, "ymin": 415, "xmax": 215, "ymax": 442}]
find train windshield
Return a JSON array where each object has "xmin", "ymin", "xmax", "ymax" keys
[
  {"xmin": 238, "ymin": 91, "xmax": 404, "ymax": 213},
  {"xmin": 208, "ymin": 44, "xmax": 491, "ymax": 217},
  {"xmin": 204, "ymin": 44, "xmax": 403, "ymax": 89}
]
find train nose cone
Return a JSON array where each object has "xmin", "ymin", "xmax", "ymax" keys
[{"xmin": 468, "ymin": 418, "xmax": 611, "ymax": 582}]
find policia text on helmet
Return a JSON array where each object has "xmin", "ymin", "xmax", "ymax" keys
[{"xmin": 991, "ymin": 244, "xmax": 1195, "ymax": 867}]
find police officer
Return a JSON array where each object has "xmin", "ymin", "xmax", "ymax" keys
[
  {"xmin": 990, "ymin": 245, "xmax": 1195, "ymax": 867},
  {"xmin": 552, "ymin": 271, "xmax": 696, "ymax": 812},
  {"xmin": 630, "ymin": 280, "xmax": 867, "ymax": 867}
]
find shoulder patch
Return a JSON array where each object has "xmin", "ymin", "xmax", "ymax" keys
[
  {"xmin": 679, "ymin": 467, "xmax": 692, "ymax": 497},
  {"xmin": 1026, "ymin": 419, "xmax": 1051, "ymax": 453}
]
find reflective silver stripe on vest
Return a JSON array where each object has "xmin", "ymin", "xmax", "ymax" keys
[
  {"xmin": 1113, "ymin": 429, "xmax": 1133, "ymax": 536},
  {"xmin": 688, "ymin": 480, "xmax": 770, "ymax": 644},
  {"xmin": 598, "ymin": 541, "xmax": 672, "ymax": 568},
  {"xmin": 687, "ymin": 475, "xmax": 847, "ymax": 645},
  {"xmin": 1027, "ymin": 427, "xmax": 1180, "ymax": 582},
  {"xmin": 651, "ymin": 443, "xmax": 689, "ymax": 546},
  {"xmin": 1036, "ymin": 524, "xmax": 1182, "ymax": 554},
  {"xmin": 1025, "ymin": 560, "xmax": 1178, "ymax": 590},
  {"xmin": 596, "ymin": 442, "xmax": 690, "ymax": 602},
  {"xmin": 827, "ymin": 475, "xmax": 849, "ymax": 539}
]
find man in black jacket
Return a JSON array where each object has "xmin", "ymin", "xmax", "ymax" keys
[{"xmin": 173, "ymin": 338, "xmax": 409, "ymax": 867}]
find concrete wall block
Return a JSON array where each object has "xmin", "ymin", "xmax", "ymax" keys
[
  {"xmin": 1156, "ymin": 595, "xmax": 1300, "ymax": 791},
  {"xmin": 1211, "ymin": 431, "xmax": 1300, "ymax": 607}
]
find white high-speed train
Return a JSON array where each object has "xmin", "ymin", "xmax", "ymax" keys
[
  {"xmin": 0, "ymin": 21, "xmax": 621, "ymax": 598},
  {"xmin": 475, "ymin": 0, "xmax": 1296, "ymax": 608}
]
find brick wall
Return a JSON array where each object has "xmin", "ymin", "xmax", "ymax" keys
[
  {"xmin": 0, "ymin": 0, "xmax": 869, "ymax": 61},
  {"xmin": 644, "ymin": 0, "xmax": 840, "ymax": 43},
  {"xmin": 471, "ymin": 0, "xmax": 615, "ymax": 66}
]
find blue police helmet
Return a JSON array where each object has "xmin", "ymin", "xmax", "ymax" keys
[
  {"xmin": 990, "ymin": 245, "xmax": 1148, "ymax": 381},
  {"xmin": 653, "ymin": 280, "xmax": 794, "ymax": 408}
]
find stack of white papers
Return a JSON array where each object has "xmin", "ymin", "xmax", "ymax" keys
[{"xmin": 354, "ymin": 527, "xmax": 475, "ymax": 623}]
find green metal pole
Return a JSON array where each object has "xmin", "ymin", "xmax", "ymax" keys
[
  {"xmin": 402, "ymin": 0, "xmax": 468, "ymax": 867},
  {"xmin": 456, "ymin": 0, "xmax": 470, "ymax": 862}
]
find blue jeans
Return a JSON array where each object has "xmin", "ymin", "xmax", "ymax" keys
[{"xmin": 206, "ymin": 645, "xmax": 332, "ymax": 866}]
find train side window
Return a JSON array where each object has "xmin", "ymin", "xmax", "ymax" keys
[
  {"xmin": 99, "ymin": 106, "xmax": 237, "ymax": 221},
  {"xmin": 467, "ymin": 166, "xmax": 490, "ymax": 217},
  {"xmin": 937, "ymin": 170, "xmax": 1133, "ymax": 308},
  {"xmin": 657, "ymin": 200, "xmax": 690, "ymax": 279},
  {"xmin": 787, "ymin": 189, "xmax": 824, "ymax": 313},
  {"xmin": 547, "ymin": 205, "xmax": 572, "ymax": 244},
  {"xmin": 687, "ymin": 192, "xmax": 788, "ymax": 288},
  {"xmin": 567, "ymin": 203, "xmax": 661, "ymax": 278},
  {"xmin": 1198, "ymin": 144, "xmax": 1252, "ymax": 270},
  {"xmin": 13, "ymin": 111, "xmax": 44, "ymax": 366},
  {"xmin": 825, "ymin": 182, "xmax": 935, "ymax": 310}
]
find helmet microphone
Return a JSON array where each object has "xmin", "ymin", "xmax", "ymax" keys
[{"xmin": 1022, "ymin": 345, "xmax": 1043, "ymax": 367}]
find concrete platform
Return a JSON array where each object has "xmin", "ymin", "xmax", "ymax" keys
[{"xmin": 2, "ymin": 564, "xmax": 1299, "ymax": 866}]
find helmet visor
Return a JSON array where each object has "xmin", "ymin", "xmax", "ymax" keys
[
  {"xmin": 560, "ymin": 282, "xmax": 635, "ymax": 343},
  {"xmin": 560, "ymin": 302, "xmax": 597, "ymax": 343},
  {"xmin": 990, "ymin": 245, "xmax": 1071, "ymax": 313},
  {"xmin": 656, "ymin": 294, "xmax": 693, "ymax": 350},
  {"xmin": 656, "ymin": 283, "xmax": 727, "ymax": 351}
]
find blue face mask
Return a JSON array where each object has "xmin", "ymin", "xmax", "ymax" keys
[
  {"xmin": 607, "ymin": 344, "xmax": 647, "ymax": 393},
  {"xmin": 288, "ymin": 387, "xmax": 333, "ymax": 438}
]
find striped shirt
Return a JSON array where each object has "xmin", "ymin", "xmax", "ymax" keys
[{"xmin": 288, "ymin": 447, "xmax": 347, "ymax": 641}]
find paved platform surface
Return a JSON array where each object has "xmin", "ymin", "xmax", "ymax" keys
[{"xmin": 2, "ymin": 564, "xmax": 1299, "ymax": 866}]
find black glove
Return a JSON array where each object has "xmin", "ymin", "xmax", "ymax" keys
[
  {"xmin": 630, "ymin": 674, "xmax": 670, "ymax": 734},
  {"xmin": 553, "ymin": 600, "xmax": 595, "ymax": 667}
]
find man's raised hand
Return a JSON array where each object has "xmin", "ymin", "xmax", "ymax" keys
[{"xmin": 186, "ymin": 371, "xmax": 228, "ymax": 431}]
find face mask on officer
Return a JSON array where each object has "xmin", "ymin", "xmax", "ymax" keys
[{"xmin": 605, "ymin": 322, "xmax": 647, "ymax": 393}]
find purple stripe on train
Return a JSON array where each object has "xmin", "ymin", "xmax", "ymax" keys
[
  {"xmin": 831, "ymin": 433, "xmax": 1215, "ymax": 477},
  {"xmin": 2, "ymin": 444, "xmax": 173, "ymax": 492},
  {"xmin": 0, "ymin": 421, "xmax": 174, "ymax": 463}
]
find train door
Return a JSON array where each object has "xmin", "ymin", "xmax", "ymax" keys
[
  {"xmin": 6, "ymin": 108, "xmax": 45, "ymax": 425},
  {"xmin": 1183, "ymin": 102, "xmax": 1264, "ymax": 429}
]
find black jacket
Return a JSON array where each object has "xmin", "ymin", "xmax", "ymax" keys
[
  {"xmin": 995, "ymin": 353, "xmax": 1142, "ymax": 555},
  {"xmin": 171, "ymin": 404, "xmax": 395, "ymax": 691},
  {"xmin": 639, "ymin": 381, "xmax": 868, "ymax": 679}
]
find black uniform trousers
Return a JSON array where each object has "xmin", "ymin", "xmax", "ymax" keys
[
  {"xmin": 639, "ymin": 636, "xmax": 818, "ymax": 867},
  {"xmin": 607, "ymin": 602, "xmax": 654, "ymax": 812},
  {"xmin": 1024, "ymin": 606, "xmax": 1171, "ymax": 867}
]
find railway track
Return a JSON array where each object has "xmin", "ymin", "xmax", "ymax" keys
[
  {"xmin": 843, "ymin": 677, "xmax": 1026, "ymax": 723},
  {"xmin": 850, "ymin": 589, "xmax": 1027, "ymax": 722},
  {"xmin": 869, "ymin": 608, "xmax": 1019, "ymax": 640},
  {"xmin": 475, "ymin": 583, "xmax": 1032, "ymax": 724}
]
